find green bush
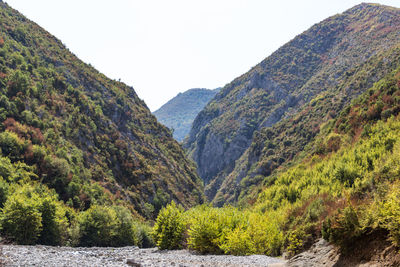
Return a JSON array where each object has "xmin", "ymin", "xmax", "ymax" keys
[
  {"xmin": 0, "ymin": 131, "xmax": 26, "ymax": 161},
  {"xmin": 219, "ymin": 226, "xmax": 253, "ymax": 255},
  {"xmin": 322, "ymin": 205, "xmax": 361, "ymax": 248},
  {"xmin": 64, "ymin": 208, "xmax": 80, "ymax": 247},
  {"xmin": 246, "ymin": 212, "xmax": 283, "ymax": 256},
  {"xmin": 378, "ymin": 185, "xmax": 400, "ymax": 246},
  {"xmin": 0, "ymin": 177, "xmax": 8, "ymax": 208},
  {"xmin": 7, "ymin": 70, "xmax": 30, "ymax": 96},
  {"xmin": 0, "ymin": 187, "xmax": 42, "ymax": 244},
  {"xmin": 78, "ymin": 205, "xmax": 117, "ymax": 247},
  {"xmin": 0, "ymin": 183, "xmax": 69, "ymax": 245},
  {"xmin": 111, "ymin": 205, "xmax": 136, "ymax": 246},
  {"xmin": 186, "ymin": 206, "xmax": 257, "ymax": 255},
  {"xmin": 78, "ymin": 204, "xmax": 142, "ymax": 247},
  {"xmin": 37, "ymin": 196, "xmax": 68, "ymax": 245},
  {"xmin": 187, "ymin": 206, "xmax": 225, "ymax": 254},
  {"xmin": 152, "ymin": 201, "xmax": 185, "ymax": 250},
  {"xmin": 134, "ymin": 222, "xmax": 155, "ymax": 248},
  {"xmin": 284, "ymin": 223, "xmax": 316, "ymax": 257}
]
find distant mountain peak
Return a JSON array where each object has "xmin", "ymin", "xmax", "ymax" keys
[
  {"xmin": 154, "ymin": 88, "xmax": 220, "ymax": 142},
  {"xmin": 346, "ymin": 2, "xmax": 396, "ymax": 14}
]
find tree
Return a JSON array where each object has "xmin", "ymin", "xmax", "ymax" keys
[
  {"xmin": 152, "ymin": 201, "xmax": 185, "ymax": 250},
  {"xmin": 1, "ymin": 190, "xmax": 42, "ymax": 244}
]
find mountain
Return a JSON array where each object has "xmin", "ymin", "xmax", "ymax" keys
[
  {"xmin": 184, "ymin": 3, "xmax": 400, "ymax": 205},
  {"xmin": 153, "ymin": 88, "xmax": 220, "ymax": 142},
  {"xmin": 0, "ymin": 1, "xmax": 204, "ymax": 220},
  {"xmin": 155, "ymin": 61, "xmax": 400, "ymax": 261},
  {"xmin": 152, "ymin": 4, "xmax": 400, "ymax": 260}
]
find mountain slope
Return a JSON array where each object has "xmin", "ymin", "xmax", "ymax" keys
[
  {"xmin": 152, "ymin": 53, "xmax": 400, "ymax": 261},
  {"xmin": 250, "ymin": 64, "xmax": 400, "ymax": 257},
  {"xmin": 184, "ymin": 3, "xmax": 400, "ymax": 204},
  {"xmin": 220, "ymin": 44, "xmax": 400, "ymax": 206},
  {"xmin": 0, "ymin": 1, "xmax": 204, "ymax": 218},
  {"xmin": 153, "ymin": 88, "xmax": 220, "ymax": 142}
]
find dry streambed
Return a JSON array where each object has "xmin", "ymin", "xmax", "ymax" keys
[{"xmin": 0, "ymin": 245, "xmax": 286, "ymax": 267}]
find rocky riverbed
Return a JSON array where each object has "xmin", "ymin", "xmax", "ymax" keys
[{"xmin": 0, "ymin": 245, "xmax": 286, "ymax": 267}]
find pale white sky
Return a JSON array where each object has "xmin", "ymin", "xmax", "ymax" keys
[{"xmin": 4, "ymin": 1, "xmax": 400, "ymax": 111}]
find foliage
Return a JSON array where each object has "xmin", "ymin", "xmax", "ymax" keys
[
  {"xmin": 78, "ymin": 204, "xmax": 148, "ymax": 247},
  {"xmin": 321, "ymin": 205, "xmax": 362, "ymax": 248},
  {"xmin": 0, "ymin": 187, "xmax": 42, "ymax": 244},
  {"xmin": 0, "ymin": 183, "xmax": 68, "ymax": 245},
  {"xmin": 0, "ymin": 177, "xmax": 8, "ymax": 208},
  {"xmin": 186, "ymin": 205, "xmax": 233, "ymax": 254},
  {"xmin": 152, "ymin": 201, "xmax": 185, "ymax": 250},
  {"xmin": 378, "ymin": 183, "xmax": 400, "ymax": 246},
  {"xmin": 152, "ymin": 204, "xmax": 284, "ymax": 256},
  {"xmin": 133, "ymin": 222, "xmax": 155, "ymax": 248}
]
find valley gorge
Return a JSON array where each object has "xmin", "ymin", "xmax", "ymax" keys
[{"xmin": 1, "ymin": 2, "xmax": 400, "ymax": 266}]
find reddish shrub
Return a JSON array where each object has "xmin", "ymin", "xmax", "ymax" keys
[
  {"xmin": 327, "ymin": 136, "xmax": 341, "ymax": 152},
  {"xmin": 382, "ymin": 94, "xmax": 394, "ymax": 105},
  {"xmin": 3, "ymin": 118, "xmax": 44, "ymax": 144},
  {"xmin": 366, "ymin": 105, "xmax": 381, "ymax": 120},
  {"xmin": 24, "ymin": 144, "xmax": 34, "ymax": 161}
]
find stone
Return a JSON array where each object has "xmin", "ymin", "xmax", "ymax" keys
[{"xmin": 126, "ymin": 258, "xmax": 142, "ymax": 267}]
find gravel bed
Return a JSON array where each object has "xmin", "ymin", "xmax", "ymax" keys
[{"xmin": 0, "ymin": 245, "xmax": 286, "ymax": 267}]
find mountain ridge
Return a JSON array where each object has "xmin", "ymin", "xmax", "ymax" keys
[
  {"xmin": 184, "ymin": 2, "xmax": 400, "ymax": 204},
  {"xmin": 0, "ymin": 1, "xmax": 204, "ymax": 219}
]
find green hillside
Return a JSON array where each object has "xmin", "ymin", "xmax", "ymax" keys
[
  {"xmin": 184, "ymin": 3, "xmax": 400, "ymax": 205},
  {"xmin": 0, "ymin": 1, "xmax": 204, "ymax": 246},
  {"xmin": 153, "ymin": 88, "xmax": 220, "ymax": 142}
]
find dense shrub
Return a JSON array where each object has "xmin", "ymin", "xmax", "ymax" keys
[
  {"xmin": 152, "ymin": 201, "xmax": 185, "ymax": 250},
  {"xmin": 133, "ymin": 222, "xmax": 155, "ymax": 248},
  {"xmin": 219, "ymin": 226, "xmax": 253, "ymax": 255},
  {"xmin": 248, "ymin": 212, "xmax": 283, "ymax": 256},
  {"xmin": 186, "ymin": 205, "xmax": 227, "ymax": 254},
  {"xmin": 78, "ymin": 204, "xmax": 145, "ymax": 247},
  {"xmin": 0, "ymin": 189, "xmax": 42, "ymax": 244},
  {"xmin": 0, "ymin": 183, "xmax": 69, "ymax": 245},
  {"xmin": 37, "ymin": 196, "xmax": 69, "ymax": 245},
  {"xmin": 0, "ymin": 130, "xmax": 26, "ymax": 161},
  {"xmin": 7, "ymin": 70, "xmax": 30, "ymax": 97},
  {"xmin": 0, "ymin": 177, "xmax": 8, "ymax": 208},
  {"xmin": 78, "ymin": 205, "xmax": 117, "ymax": 247},
  {"xmin": 378, "ymin": 184, "xmax": 400, "ymax": 246},
  {"xmin": 322, "ymin": 205, "xmax": 361, "ymax": 248},
  {"xmin": 111, "ymin": 205, "xmax": 136, "ymax": 246},
  {"xmin": 152, "ymin": 204, "xmax": 284, "ymax": 256}
]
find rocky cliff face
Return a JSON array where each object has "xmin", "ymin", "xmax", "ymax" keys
[{"xmin": 184, "ymin": 3, "xmax": 400, "ymax": 204}]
